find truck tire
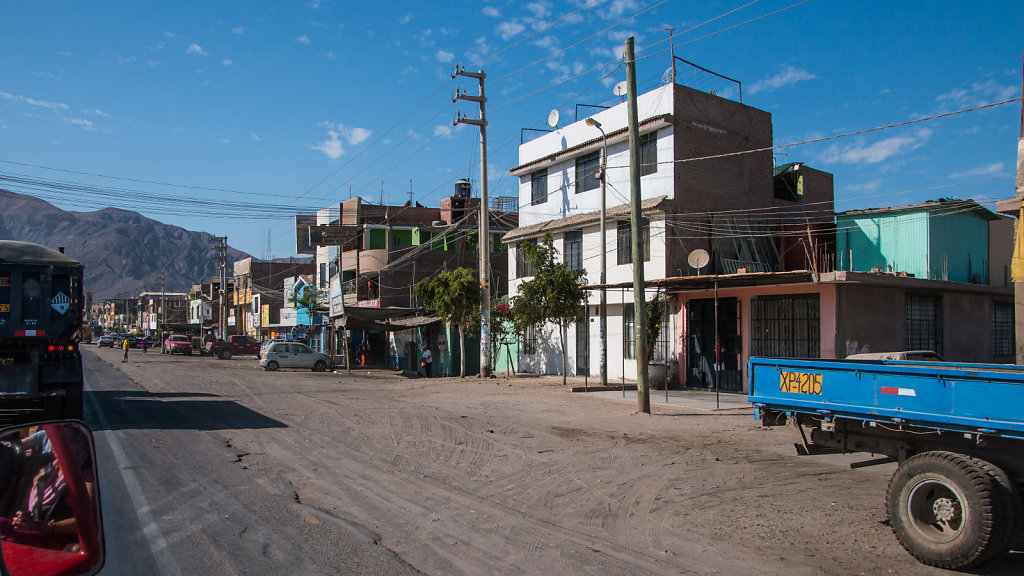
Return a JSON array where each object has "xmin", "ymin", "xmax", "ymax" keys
[
  {"xmin": 974, "ymin": 458, "xmax": 1023, "ymax": 556},
  {"xmin": 886, "ymin": 451, "xmax": 1012, "ymax": 569},
  {"xmin": 219, "ymin": 348, "xmax": 233, "ymax": 360}
]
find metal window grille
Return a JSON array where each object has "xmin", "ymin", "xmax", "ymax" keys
[
  {"xmin": 905, "ymin": 294, "xmax": 942, "ymax": 355},
  {"xmin": 616, "ymin": 219, "xmax": 650, "ymax": 265},
  {"xmin": 563, "ymin": 231, "xmax": 583, "ymax": 270},
  {"xmin": 993, "ymin": 301, "xmax": 1014, "ymax": 356},
  {"xmin": 531, "ymin": 170, "xmax": 548, "ymax": 205},
  {"xmin": 523, "ymin": 324, "xmax": 539, "ymax": 355},
  {"xmin": 623, "ymin": 303, "xmax": 635, "ymax": 359},
  {"xmin": 575, "ymin": 152, "xmax": 600, "ymax": 194},
  {"xmin": 750, "ymin": 294, "xmax": 820, "ymax": 358}
]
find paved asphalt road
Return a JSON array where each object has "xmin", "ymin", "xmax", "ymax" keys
[{"xmin": 82, "ymin": 347, "xmax": 423, "ymax": 576}]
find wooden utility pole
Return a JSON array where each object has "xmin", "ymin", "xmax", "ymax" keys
[{"xmin": 625, "ymin": 37, "xmax": 650, "ymax": 413}]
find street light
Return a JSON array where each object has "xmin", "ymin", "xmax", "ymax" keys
[{"xmin": 585, "ymin": 117, "xmax": 608, "ymax": 387}]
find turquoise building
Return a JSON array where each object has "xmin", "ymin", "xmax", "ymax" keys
[{"xmin": 836, "ymin": 199, "xmax": 1004, "ymax": 284}]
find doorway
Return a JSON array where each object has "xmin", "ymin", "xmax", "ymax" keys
[
  {"xmin": 575, "ymin": 306, "xmax": 589, "ymax": 376},
  {"xmin": 686, "ymin": 297, "xmax": 742, "ymax": 391}
]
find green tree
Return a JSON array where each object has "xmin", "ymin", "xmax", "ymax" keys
[
  {"xmin": 414, "ymin": 268, "xmax": 481, "ymax": 378},
  {"xmin": 512, "ymin": 234, "xmax": 588, "ymax": 385},
  {"xmin": 645, "ymin": 291, "xmax": 666, "ymax": 361},
  {"xmin": 288, "ymin": 285, "xmax": 327, "ymax": 335}
]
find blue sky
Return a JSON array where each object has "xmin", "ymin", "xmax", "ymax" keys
[{"xmin": 1, "ymin": 0, "xmax": 1021, "ymax": 258}]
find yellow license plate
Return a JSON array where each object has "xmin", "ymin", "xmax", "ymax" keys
[
  {"xmin": 779, "ymin": 371, "xmax": 822, "ymax": 395},
  {"xmin": 0, "ymin": 358, "xmax": 13, "ymax": 366},
  {"xmin": 0, "ymin": 304, "xmax": 8, "ymax": 312}
]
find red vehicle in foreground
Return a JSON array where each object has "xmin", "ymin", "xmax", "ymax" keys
[
  {"xmin": 162, "ymin": 334, "xmax": 192, "ymax": 355},
  {"xmin": 204, "ymin": 335, "xmax": 262, "ymax": 360}
]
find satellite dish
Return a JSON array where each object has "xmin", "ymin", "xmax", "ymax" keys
[
  {"xmin": 547, "ymin": 109, "xmax": 559, "ymax": 128},
  {"xmin": 687, "ymin": 249, "xmax": 710, "ymax": 274},
  {"xmin": 613, "ymin": 81, "xmax": 628, "ymax": 99}
]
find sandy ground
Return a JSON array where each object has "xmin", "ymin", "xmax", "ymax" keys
[{"xmin": 101, "ymin": 347, "xmax": 1022, "ymax": 575}]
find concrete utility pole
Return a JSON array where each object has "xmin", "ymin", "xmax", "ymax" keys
[
  {"xmin": 211, "ymin": 236, "xmax": 228, "ymax": 340},
  {"xmin": 453, "ymin": 65, "xmax": 492, "ymax": 378},
  {"xmin": 625, "ymin": 37, "xmax": 650, "ymax": 414}
]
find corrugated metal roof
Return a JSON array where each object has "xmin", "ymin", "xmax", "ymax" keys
[
  {"xmin": 502, "ymin": 195, "xmax": 669, "ymax": 243},
  {"xmin": 837, "ymin": 198, "xmax": 1000, "ymax": 221}
]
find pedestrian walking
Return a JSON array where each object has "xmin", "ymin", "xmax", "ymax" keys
[
  {"xmin": 121, "ymin": 337, "xmax": 129, "ymax": 363},
  {"xmin": 141, "ymin": 338, "xmax": 148, "ymax": 355}
]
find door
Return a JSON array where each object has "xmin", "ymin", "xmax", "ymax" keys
[
  {"xmin": 686, "ymin": 297, "xmax": 741, "ymax": 391},
  {"xmin": 575, "ymin": 306, "xmax": 588, "ymax": 376}
]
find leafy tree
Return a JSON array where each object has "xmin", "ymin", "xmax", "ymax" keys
[
  {"xmin": 512, "ymin": 234, "xmax": 588, "ymax": 385},
  {"xmin": 288, "ymin": 285, "xmax": 327, "ymax": 335},
  {"xmin": 414, "ymin": 267, "xmax": 481, "ymax": 378}
]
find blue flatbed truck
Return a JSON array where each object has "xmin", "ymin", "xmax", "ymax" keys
[{"xmin": 748, "ymin": 356, "xmax": 1024, "ymax": 570}]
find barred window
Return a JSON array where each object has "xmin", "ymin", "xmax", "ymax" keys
[
  {"xmin": 623, "ymin": 304, "xmax": 635, "ymax": 359},
  {"xmin": 906, "ymin": 294, "xmax": 942, "ymax": 355},
  {"xmin": 640, "ymin": 132, "xmax": 657, "ymax": 176},
  {"xmin": 523, "ymin": 324, "xmax": 539, "ymax": 355},
  {"xmin": 616, "ymin": 219, "xmax": 650, "ymax": 265},
  {"xmin": 751, "ymin": 294, "xmax": 820, "ymax": 358},
  {"xmin": 563, "ymin": 231, "xmax": 583, "ymax": 270},
  {"xmin": 575, "ymin": 152, "xmax": 601, "ymax": 194},
  {"xmin": 993, "ymin": 301, "xmax": 1014, "ymax": 357},
  {"xmin": 516, "ymin": 240, "xmax": 536, "ymax": 278},
  {"xmin": 530, "ymin": 169, "xmax": 548, "ymax": 205}
]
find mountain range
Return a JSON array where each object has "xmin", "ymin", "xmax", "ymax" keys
[{"xmin": 0, "ymin": 189, "xmax": 252, "ymax": 300}]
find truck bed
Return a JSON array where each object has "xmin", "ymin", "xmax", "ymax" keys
[{"xmin": 748, "ymin": 357, "xmax": 1024, "ymax": 440}]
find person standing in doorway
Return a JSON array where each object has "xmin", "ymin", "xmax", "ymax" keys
[
  {"xmin": 121, "ymin": 337, "xmax": 129, "ymax": 363},
  {"xmin": 421, "ymin": 344, "xmax": 432, "ymax": 378}
]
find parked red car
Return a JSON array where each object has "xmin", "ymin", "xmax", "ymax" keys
[{"xmin": 163, "ymin": 334, "xmax": 193, "ymax": 355}]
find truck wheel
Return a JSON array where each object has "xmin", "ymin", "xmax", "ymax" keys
[
  {"xmin": 974, "ymin": 459, "xmax": 1023, "ymax": 556},
  {"xmin": 313, "ymin": 360, "xmax": 327, "ymax": 372},
  {"xmin": 219, "ymin": 348, "xmax": 233, "ymax": 360},
  {"xmin": 265, "ymin": 361, "xmax": 279, "ymax": 371},
  {"xmin": 887, "ymin": 451, "xmax": 1012, "ymax": 569}
]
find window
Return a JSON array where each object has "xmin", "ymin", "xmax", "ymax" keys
[
  {"xmin": 993, "ymin": 301, "xmax": 1014, "ymax": 357},
  {"xmin": 906, "ymin": 294, "xmax": 942, "ymax": 355},
  {"xmin": 616, "ymin": 219, "xmax": 650, "ymax": 265},
  {"xmin": 530, "ymin": 170, "xmax": 548, "ymax": 205},
  {"xmin": 652, "ymin": 300, "xmax": 671, "ymax": 361},
  {"xmin": 563, "ymin": 231, "xmax": 583, "ymax": 270},
  {"xmin": 751, "ymin": 294, "xmax": 820, "ymax": 358},
  {"xmin": 575, "ymin": 151, "xmax": 600, "ymax": 194},
  {"xmin": 523, "ymin": 324, "xmax": 539, "ymax": 355},
  {"xmin": 623, "ymin": 304, "xmax": 636, "ymax": 359},
  {"xmin": 516, "ymin": 240, "xmax": 536, "ymax": 278},
  {"xmin": 640, "ymin": 132, "xmax": 657, "ymax": 176}
]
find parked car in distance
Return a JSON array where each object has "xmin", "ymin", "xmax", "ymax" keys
[
  {"xmin": 259, "ymin": 339, "xmax": 287, "ymax": 359},
  {"xmin": 163, "ymin": 334, "xmax": 193, "ymax": 355},
  {"xmin": 260, "ymin": 342, "xmax": 331, "ymax": 372},
  {"xmin": 205, "ymin": 335, "xmax": 262, "ymax": 360},
  {"xmin": 845, "ymin": 350, "xmax": 944, "ymax": 362},
  {"xmin": 97, "ymin": 335, "xmax": 116, "ymax": 348}
]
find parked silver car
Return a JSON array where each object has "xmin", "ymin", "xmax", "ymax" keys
[{"xmin": 259, "ymin": 342, "xmax": 332, "ymax": 372}]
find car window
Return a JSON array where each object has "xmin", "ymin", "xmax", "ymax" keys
[{"xmin": 290, "ymin": 344, "xmax": 309, "ymax": 354}]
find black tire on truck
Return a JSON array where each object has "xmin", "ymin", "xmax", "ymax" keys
[
  {"xmin": 886, "ymin": 451, "xmax": 1014, "ymax": 569},
  {"xmin": 219, "ymin": 348, "xmax": 233, "ymax": 360}
]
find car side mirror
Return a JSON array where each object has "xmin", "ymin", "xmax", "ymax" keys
[{"xmin": 0, "ymin": 422, "xmax": 104, "ymax": 576}]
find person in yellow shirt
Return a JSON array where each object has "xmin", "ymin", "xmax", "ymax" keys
[{"xmin": 121, "ymin": 337, "xmax": 129, "ymax": 363}]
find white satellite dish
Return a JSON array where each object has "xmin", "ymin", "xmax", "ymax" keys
[
  {"xmin": 687, "ymin": 249, "xmax": 710, "ymax": 274},
  {"xmin": 613, "ymin": 81, "xmax": 628, "ymax": 98},
  {"xmin": 547, "ymin": 109, "xmax": 559, "ymax": 128}
]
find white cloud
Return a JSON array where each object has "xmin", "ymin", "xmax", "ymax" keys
[
  {"xmin": 90, "ymin": 109, "xmax": 110, "ymax": 117},
  {"xmin": 147, "ymin": 60, "xmax": 159, "ymax": 68},
  {"xmin": 526, "ymin": 2, "xmax": 550, "ymax": 19},
  {"xmin": 399, "ymin": 13, "xmax": 414, "ymax": 25},
  {"xmin": 950, "ymin": 162, "xmax": 1007, "ymax": 180},
  {"xmin": 232, "ymin": 26, "xmax": 246, "ymax": 34},
  {"xmin": 66, "ymin": 118, "xmax": 93, "ymax": 128},
  {"xmin": 598, "ymin": 0, "xmax": 641, "ymax": 20},
  {"xmin": 749, "ymin": 65, "xmax": 816, "ymax": 95},
  {"xmin": 309, "ymin": 122, "xmax": 371, "ymax": 159},
  {"xmin": 250, "ymin": 132, "xmax": 261, "ymax": 142},
  {"xmin": 819, "ymin": 128, "xmax": 932, "ymax": 165},
  {"xmin": 220, "ymin": 138, "xmax": 230, "ymax": 144},
  {"xmin": 326, "ymin": 51, "xmax": 337, "ymax": 60},
  {"xmin": 307, "ymin": 0, "xmax": 320, "ymax": 8},
  {"xmin": 0, "ymin": 91, "xmax": 68, "ymax": 111},
  {"xmin": 297, "ymin": 35, "xmax": 311, "ymax": 45},
  {"xmin": 221, "ymin": 59, "xmax": 233, "ymax": 66},
  {"xmin": 936, "ymin": 79, "xmax": 1018, "ymax": 110},
  {"xmin": 436, "ymin": 50, "xmax": 454, "ymax": 63},
  {"xmin": 434, "ymin": 124, "xmax": 455, "ymax": 138},
  {"xmin": 497, "ymin": 21, "xmax": 525, "ymax": 40},
  {"xmin": 115, "ymin": 55, "xmax": 136, "ymax": 65},
  {"xmin": 186, "ymin": 44, "xmax": 207, "ymax": 56},
  {"xmin": 482, "ymin": 6, "xmax": 501, "ymax": 17}
]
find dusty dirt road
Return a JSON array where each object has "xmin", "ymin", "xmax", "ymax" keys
[{"xmin": 97, "ymin": 346, "xmax": 1022, "ymax": 575}]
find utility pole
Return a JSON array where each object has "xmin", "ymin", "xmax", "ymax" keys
[
  {"xmin": 625, "ymin": 37, "xmax": 650, "ymax": 414},
  {"xmin": 160, "ymin": 271, "xmax": 165, "ymax": 339},
  {"xmin": 584, "ymin": 117, "xmax": 608, "ymax": 387},
  {"xmin": 211, "ymin": 236, "xmax": 228, "ymax": 340},
  {"xmin": 453, "ymin": 64, "xmax": 492, "ymax": 378}
]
